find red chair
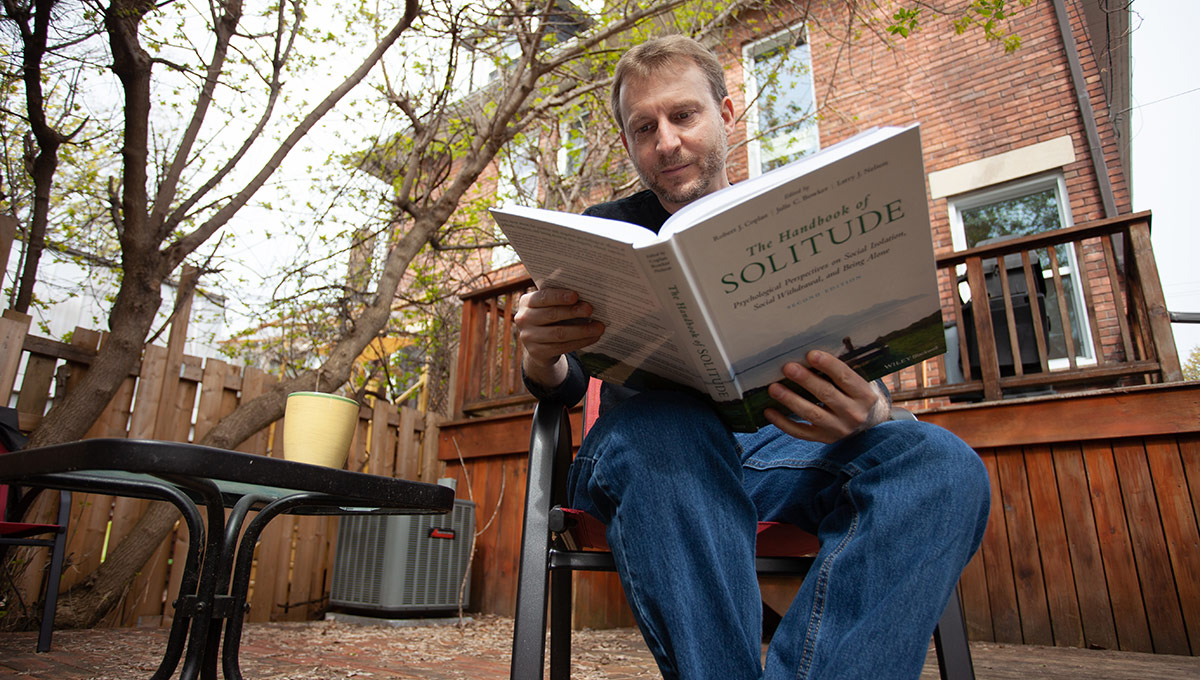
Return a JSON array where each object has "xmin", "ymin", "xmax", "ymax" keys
[
  {"xmin": 0, "ymin": 407, "xmax": 70, "ymax": 653},
  {"xmin": 511, "ymin": 379, "xmax": 975, "ymax": 679}
]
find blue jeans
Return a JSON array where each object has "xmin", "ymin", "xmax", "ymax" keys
[{"xmin": 566, "ymin": 391, "xmax": 990, "ymax": 680}]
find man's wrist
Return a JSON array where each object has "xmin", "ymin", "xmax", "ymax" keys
[
  {"xmin": 522, "ymin": 353, "xmax": 588, "ymax": 406},
  {"xmin": 523, "ymin": 354, "xmax": 568, "ymax": 390}
]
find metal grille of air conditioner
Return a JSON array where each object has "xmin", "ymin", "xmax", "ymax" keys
[
  {"xmin": 329, "ymin": 513, "xmax": 387, "ymax": 605},
  {"xmin": 330, "ymin": 499, "xmax": 475, "ymax": 613}
]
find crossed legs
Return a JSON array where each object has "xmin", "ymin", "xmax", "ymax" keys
[{"xmin": 567, "ymin": 391, "xmax": 990, "ymax": 680}]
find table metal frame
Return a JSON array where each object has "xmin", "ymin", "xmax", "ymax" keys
[{"xmin": 0, "ymin": 438, "xmax": 455, "ymax": 680}]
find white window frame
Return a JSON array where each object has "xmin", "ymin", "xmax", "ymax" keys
[
  {"xmin": 947, "ymin": 172, "xmax": 1095, "ymax": 369},
  {"xmin": 742, "ymin": 24, "xmax": 819, "ymax": 177},
  {"xmin": 492, "ymin": 149, "xmax": 539, "ymax": 269}
]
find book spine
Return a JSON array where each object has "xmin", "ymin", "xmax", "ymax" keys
[{"xmin": 638, "ymin": 243, "xmax": 741, "ymax": 402}]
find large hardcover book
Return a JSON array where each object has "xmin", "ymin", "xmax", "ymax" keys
[{"xmin": 491, "ymin": 124, "xmax": 944, "ymax": 431}]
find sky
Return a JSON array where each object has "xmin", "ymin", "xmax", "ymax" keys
[{"xmin": 1130, "ymin": 0, "xmax": 1200, "ymax": 363}]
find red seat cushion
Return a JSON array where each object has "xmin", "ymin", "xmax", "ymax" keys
[{"xmin": 0, "ymin": 520, "xmax": 64, "ymax": 539}]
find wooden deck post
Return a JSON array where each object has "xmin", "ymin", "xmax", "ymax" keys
[
  {"xmin": 1126, "ymin": 218, "xmax": 1181, "ymax": 381},
  {"xmin": 965, "ymin": 257, "xmax": 1002, "ymax": 400}
]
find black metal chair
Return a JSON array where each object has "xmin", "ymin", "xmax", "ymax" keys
[
  {"xmin": 0, "ymin": 406, "xmax": 70, "ymax": 653},
  {"xmin": 510, "ymin": 383, "xmax": 975, "ymax": 680}
]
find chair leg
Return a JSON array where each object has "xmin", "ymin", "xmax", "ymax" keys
[
  {"xmin": 933, "ymin": 585, "xmax": 975, "ymax": 680},
  {"xmin": 511, "ymin": 404, "xmax": 569, "ymax": 680},
  {"xmin": 549, "ymin": 568, "xmax": 573, "ymax": 680},
  {"xmin": 36, "ymin": 490, "xmax": 71, "ymax": 654}
]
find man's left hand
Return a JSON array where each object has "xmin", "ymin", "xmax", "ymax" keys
[{"xmin": 763, "ymin": 350, "xmax": 891, "ymax": 444}]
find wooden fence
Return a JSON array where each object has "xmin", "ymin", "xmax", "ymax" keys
[
  {"xmin": 921, "ymin": 384, "xmax": 1200, "ymax": 656},
  {"xmin": 1, "ymin": 311, "xmax": 443, "ymax": 629}
]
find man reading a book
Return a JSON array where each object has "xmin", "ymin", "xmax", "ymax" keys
[{"xmin": 513, "ymin": 34, "xmax": 989, "ymax": 680}]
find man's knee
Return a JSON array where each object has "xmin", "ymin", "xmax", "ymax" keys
[{"xmin": 862, "ymin": 420, "xmax": 989, "ymax": 511}]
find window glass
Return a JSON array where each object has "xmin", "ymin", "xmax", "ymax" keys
[
  {"xmin": 744, "ymin": 28, "xmax": 818, "ymax": 175},
  {"xmin": 960, "ymin": 188, "xmax": 1061, "ymax": 246},
  {"xmin": 950, "ymin": 175, "xmax": 1092, "ymax": 366}
]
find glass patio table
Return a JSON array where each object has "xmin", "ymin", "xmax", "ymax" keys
[{"xmin": 0, "ymin": 437, "xmax": 455, "ymax": 680}]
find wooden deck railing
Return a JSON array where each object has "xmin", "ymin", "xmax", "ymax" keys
[
  {"xmin": 452, "ymin": 265, "xmax": 536, "ymax": 417},
  {"xmin": 886, "ymin": 210, "xmax": 1179, "ymax": 405},
  {"xmin": 453, "ymin": 211, "xmax": 1180, "ymax": 417}
]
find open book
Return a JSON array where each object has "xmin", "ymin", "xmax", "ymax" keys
[{"xmin": 491, "ymin": 124, "xmax": 944, "ymax": 431}]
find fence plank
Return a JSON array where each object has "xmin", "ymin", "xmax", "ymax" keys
[
  {"xmin": 14, "ymin": 353, "xmax": 54, "ymax": 416},
  {"xmin": 0, "ymin": 311, "xmax": 31, "ymax": 400},
  {"xmin": 309, "ymin": 517, "xmax": 338, "ymax": 618},
  {"xmin": 1082, "ymin": 440, "xmax": 1153, "ymax": 652},
  {"xmin": 370, "ymin": 398, "xmax": 394, "ymax": 478},
  {"xmin": 491, "ymin": 456, "xmax": 520, "ymax": 616},
  {"xmin": 397, "ymin": 406, "xmax": 419, "ymax": 480},
  {"xmin": 237, "ymin": 367, "xmax": 271, "ymax": 454},
  {"xmin": 1051, "ymin": 442, "xmax": 1118, "ymax": 651},
  {"xmin": 468, "ymin": 455, "xmax": 497, "ymax": 614},
  {"xmin": 996, "ymin": 447, "xmax": 1053, "ymax": 645},
  {"xmin": 124, "ymin": 367, "xmax": 200, "ymax": 628},
  {"xmin": 113, "ymin": 347, "xmax": 160, "ymax": 623},
  {"xmin": 288, "ymin": 515, "xmax": 322, "ymax": 621},
  {"xmin": 959, "ymin": 549, "xmax": 994, "ymax": 641},
  {"xmin": 978, "ymin": 451, "xmax": 1021, "ymax": 642},
  {"xmin": 268, "ymin": 515, "xmax": 297, "ymax": 622},
  {"xmin": 347, "ymin": 413, "xmax": 369, "ymax": 474},
  {"xmin": 1023, "ymin": 444, "xmax": 1084, "ymax": 647},
  {"xmin": 57, "ymin": 329, "xmax": 109, "ymax": 593},
  {"xmin": 193, "ymin": 358, "xmax": 229, "ymax": 443},
  {"xmin": 421, "ymin": 412, "xmax": 446, "ymax": 483},
  {"xmin": 248, "ymin": 422, "xmax": 287, "ymax": 623},
  {"xmin": 1144, "ymin": 436, "xmax": 1200, "ymax": 655},
  {"xmin": 1111, "ymin": 440, "xmax": 1189, "ymax": 655}
]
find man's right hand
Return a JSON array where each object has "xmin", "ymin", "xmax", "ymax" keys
[{"xmin": 514, "ymin": 288, "xmax": 605, "ymax": 389}]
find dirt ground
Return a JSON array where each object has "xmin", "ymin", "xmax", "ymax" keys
[
  {"xmin": 3, "ymin": 614, "xmax": 1199, "ymax": 680},
  {"xmin": 0, "ymin": 614, "xmax": 662, "ymax": 679}
]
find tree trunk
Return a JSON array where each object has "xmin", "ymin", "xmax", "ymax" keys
[
  {"xmin": 10, "ymin": 0, "xmax": 64, "ymax": 313},
  {"xmin": 53, "ymin": 502, "xmax": 180, "ymax": 629}
]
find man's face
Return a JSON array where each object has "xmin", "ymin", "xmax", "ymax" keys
[{"xmin": 618, "ymin": 60, "xmax": 735, "ymax": 213}]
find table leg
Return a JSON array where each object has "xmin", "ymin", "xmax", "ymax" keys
[
  {"xmin": 32, "ymin": 473, "xmax": 209, "ymax": 680},
  {"xmin": 221, "ymin": 493, "xmax": 329, "ymax": 680},
  {"xmin": 192, "ymin": 493, "xmax": 270, "ymax": 680},
  {"xmin": 163, "ymin": 475, "xmax": 229, "ymax": 680}
]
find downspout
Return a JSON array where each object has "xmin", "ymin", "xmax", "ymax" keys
[{"xmin": 1052, "ymin": 0, "xmax": 1118, "ymax": 218}]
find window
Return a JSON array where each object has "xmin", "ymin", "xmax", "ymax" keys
[
  {"xmin": 555, "ymin": 114, "xmax": 588, "ymax": 178},
  {"xmin": 743, "ymin": 26, "xmax": 819, "ymax": 176},
  {"xmin": 493, "ymin": 149, "xmax": 539, "ymax": 269},
  {"xmin": 948, "ymin": 173, "xmax": 1093, "ymax": 367}
]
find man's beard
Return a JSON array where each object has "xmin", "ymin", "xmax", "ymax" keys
[{"xmin": 637, "ymin": 144, "xmax": 727, "ymax": 207}]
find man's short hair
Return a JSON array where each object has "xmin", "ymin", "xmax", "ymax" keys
[{"xmin": 610, "ymin": 34, "xmax": 728, "ymax": 133}]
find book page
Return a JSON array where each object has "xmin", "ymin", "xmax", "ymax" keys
[
  {"xmin": 489, "ymin": 207, "xmax": 698, "ymax": 388},
  {"xmin": 664, "ymin": 125, "xmax": 944, "ymax": 400}
]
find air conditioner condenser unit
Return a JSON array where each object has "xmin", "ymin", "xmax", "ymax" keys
[{"xmin": 330, "ymin": 499, "xmax": 475, "ymax": 615}]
